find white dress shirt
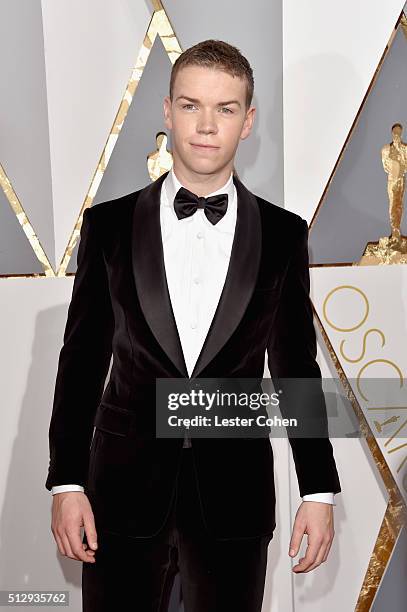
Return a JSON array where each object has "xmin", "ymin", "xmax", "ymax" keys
[{"xmin": 52, "ymin": 168, "xmax": 335, "ymax": 505}]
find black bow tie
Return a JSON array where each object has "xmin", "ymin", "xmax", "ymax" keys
[{"xmin": 173, "ymin": 187, "xmax": 228, "ymax": 225}]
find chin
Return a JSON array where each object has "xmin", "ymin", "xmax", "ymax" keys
[{"xmin": 183, "ymin": 160, "xmax": 221, "ymax": 175}]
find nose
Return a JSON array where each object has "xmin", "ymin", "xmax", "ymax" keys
[{"xmin": 196, "ymin": 110, "xmax": 218, "ymax": 135}]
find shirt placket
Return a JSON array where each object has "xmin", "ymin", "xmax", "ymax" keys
[{"xmin": 183, "ymin": 210, "xmax": 205, "ymax": 448}]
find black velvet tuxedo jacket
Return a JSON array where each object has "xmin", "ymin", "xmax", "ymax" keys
[{"xmin": 45, "ymin": 170, "xmax": 341, "ymax": 541}]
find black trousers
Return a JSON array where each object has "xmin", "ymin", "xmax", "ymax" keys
[{"xmin": 82, "ymin": 447, "xmax": 273, "ymax": 612}]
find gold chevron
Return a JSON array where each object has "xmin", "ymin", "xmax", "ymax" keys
[
  {"xmin": 401, "ymin": 12, "xmax": 407, "ymax": 39},
  {"xmin": 58, "ymin": 0, "xmax": 182, "ymax": 277},
  {"xmin": 356, "ymin": 502, "xmax": 406, "ymax": 611},
  {"xmin": 309, "ymin": 11, "xmax": 407, "ymax": 612},
  {"xmin": 314, "ymin": 307, "xmax": 407, "ymax": 609},
  {"xmin": 2, "ymin": 1, "xmax": 406, "ymax": 604},
  {"xmin": 0, "ymin": 0, "xmax": 182, "ymax": 278},
  {"xmin": 308, "ymin": 9, "xmax": 407, "ymax": 606},
  {"xmin": 0, "ymin": 163, "xmax": 54, "ymax": 277},
  {"xmin": 309, "ymin": 9, "xmax": 406, "ymax": 255},
  {"xmin": 308, "ymin": 10, "xmax": 407, "ymax": 271}
]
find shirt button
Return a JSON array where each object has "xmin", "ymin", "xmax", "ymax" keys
[
  {"xmin": 193, "ymin": 277, "xmax": 200, "ymax": 284},
  {"xmin": 190, "ymin": 320, "xmax": 198, "ymax": 329},
  {"xmin": 196, "ymin": 231, "xmax": 203, "ymax": 239}
]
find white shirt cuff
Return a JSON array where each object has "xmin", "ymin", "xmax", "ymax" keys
[
  {"xmin": 51, "ymin": 484, "xmax": 85, "ymax": 495},
  {"xmin": 302, "ymin": 492, "xmax": 335, "ymax": 505}
]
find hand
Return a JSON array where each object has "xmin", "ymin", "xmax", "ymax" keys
[
  {"xmin": 51, "ymin": 492, "xmax": 97, "ymax": 563},
  {"xmin": 288, "ymin": 501, "xmax": 335, "ymax": 573}
]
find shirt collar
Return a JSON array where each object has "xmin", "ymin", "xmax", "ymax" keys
[{"xmin": 162, "ymin": 166, "xmax": 236, "ymax": 233}]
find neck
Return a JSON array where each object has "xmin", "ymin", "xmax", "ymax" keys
[{"xmin": 172, "ymin": 159, "xmax": 233, "ymax": 196}]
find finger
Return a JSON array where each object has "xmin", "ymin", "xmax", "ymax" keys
[
  {"xmin": 289, "ymin": 524, "xmax": 306, "ymax": 557},
  {"xmin": 322, "ymin": 533, "xmax": 334, "ymax": 562},
  {"xmin": 54, "ymin": 532, "xmax": 66, "ymax": 557},
  {"xmin": 299, "ymin": 539, "xmax": 330, "ymax": 573},
  {"xmin": 79, "ymin": 528, "xmax": 97, "ymax": 562},
  {"xmin": 66, "ymin": 524, "xmax": 95, "ymax": 563},
  {"xmin": 82, "ymin": 542, "xmax": 95, "ymax": 555},
  {"xmin": 296, "ymin": 525, "xmax": 335, "ymax": 571},
  {"xmin": 61, "ymin": 533, "xmax": 76, "ymax": 560},
  {"xmin": 83, "ymin": 513, "xmax": 98, "ymax": 552},
  {"xmin": 81, "ymin": 527, "xmax": 95, "ymax": 555},
  {"xmin": 292, "ymin": 537, "xmax": 322, "ymax": 572}
]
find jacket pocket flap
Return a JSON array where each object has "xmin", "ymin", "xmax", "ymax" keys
[{"xmin": 94, "ymin": 402, "xmax": 134, "ymax": 437}]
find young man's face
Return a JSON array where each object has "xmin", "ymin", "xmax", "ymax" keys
[{"xmin": 163, "ymin": 65, "xmax": 255, "ymax": 177}]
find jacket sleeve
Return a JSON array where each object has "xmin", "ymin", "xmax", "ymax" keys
[
  {"xmin": 266, "ymin": 218, "xmax": 341, "ymax": 497},
  {"xmin": 45, "ymin": 206, "xmax": 114, "ymax": 490}
]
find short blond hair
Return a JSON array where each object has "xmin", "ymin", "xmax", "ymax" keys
[{"xmin": 170, "ymin": 39, "xmax": 254, "ymax": 111}]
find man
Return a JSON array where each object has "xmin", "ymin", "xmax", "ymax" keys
[{"xmin": 46, "ymin": 39, "xmax": 341, "ymax": 611}]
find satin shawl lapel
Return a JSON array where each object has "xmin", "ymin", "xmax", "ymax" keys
[{"xmin": 131, "ymin": 171, "xmax": 262, "ymax": 379}]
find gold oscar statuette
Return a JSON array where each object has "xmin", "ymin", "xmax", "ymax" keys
[
  {"xmin": 359, "ymin": 122, "xmax": 407, "ymax": 265},
  {"xmin": 147, "ymin": 132, "xmax": 174, "ymax": 181}
]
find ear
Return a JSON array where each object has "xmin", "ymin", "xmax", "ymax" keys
[
  {"xmin": 163, "ymin": 96, "xmax": 173, "ymax": 130},
  {"xmin": 240, "ymin": 106, "xmax": 256, "ymax": 141}
]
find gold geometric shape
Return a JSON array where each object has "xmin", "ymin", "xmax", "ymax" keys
[
  {"xmin": 358, "ymin": 234, "xmax": 407, "ymax": 265},
  {"xmin": 0, "ymin": 0, "xmax": 183, "ymax": 278},
  {"xmin": 307, "ymin": 7, "xmax": 407, "ymax": 605},
  {"xmin": 309, "ymin": 8, "xmax": 407, "ymax": 268},
  {"xmin": 57, "ymin": 0, "xmax": 182, "ymax": 277},
  {"xmin": 314, "ymin": 289, "xmax": 407, "ymax": 609},
  {"xmin": 0, "ymin": 162, "xmax": 54, "ymax": 277},
  {"xmin": 355, "ymin": 501, "xmax": 406, "ymax": 611}
]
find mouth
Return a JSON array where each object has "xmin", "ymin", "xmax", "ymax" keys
[{"xmin": 190, "ymin": 143, "xmax": 220, "ymax": 150}]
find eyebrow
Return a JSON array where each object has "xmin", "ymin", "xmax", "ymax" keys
[{"xmin": 175, "ymin": 95, "xmax": 241, "ymax": 108}]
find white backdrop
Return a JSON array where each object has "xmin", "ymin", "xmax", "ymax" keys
[{"xmin": 1, "ymin": 0, "xmax": 406, "ymax": 610}]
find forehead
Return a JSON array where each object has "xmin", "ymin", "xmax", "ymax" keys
[{"xmin": 173, "ymin": 65, "xmax": 246, "ymax": 100}]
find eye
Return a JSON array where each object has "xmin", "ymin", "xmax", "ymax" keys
[
  {"xmin": 220, "ymin": 107, "xmax": 233, "ymax": 114},
  {"xmin": 182, "ymin": 104, "xmax": 196, "ymax": 110}
]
